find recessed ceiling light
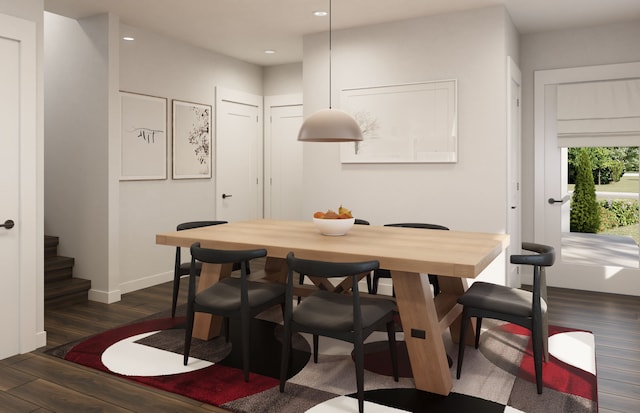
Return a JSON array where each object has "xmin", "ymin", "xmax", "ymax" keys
[
  {"xmin": 313, "ymin": 10, "xmax": 328, "ymax": 17},
  {"xmin": 264, "ymin": 49, "xmax": 276, "ymax": 54},
  {"xmin": 122, "ymin": 36, "xmax": 135, "ymax": 41}
]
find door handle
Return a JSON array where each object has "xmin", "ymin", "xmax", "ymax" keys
[
  {"xmin": 548, "ymin": 195, "xmax": 570, "ymax": 205},
  {"xmin": 222, "ymin": 193, "xmax": 232, "ymax": 199},
  {"xmin": 1, "ymin": 219, "xmax": 15, "ymax": 229}
]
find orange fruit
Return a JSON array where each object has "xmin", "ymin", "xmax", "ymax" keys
[
  {"xmin": 323, "ymin": 210, "xmax": 339, "ymax": 219},
  {"xmin": 313, "ymin": 211, "xmax": 324, "ymax": 218}
]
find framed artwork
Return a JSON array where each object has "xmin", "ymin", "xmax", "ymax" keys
[
  {"xmin": 120, "ymin": 91, "xmax": 167, "ymax": 180},
  {"xmin": 340, "ymin": 80, "xmax": 458, "ymax": 163},
  {"xmin": 172, "ymin": 100, "xmax": 213, "ymax": 179}
]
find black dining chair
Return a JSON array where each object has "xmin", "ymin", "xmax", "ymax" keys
[
  {"xmin": 280, "ymin": 252, "xmax": 398, "ymax": 413},
  {"xmin": 366, "ymin": 223, "xmax": 449, "ymax": 296},
  {"xmin": 172, "ymin": 221, "xmax": 249, "ymax": 317},
  {"xmin": 297, "ymin": 218, "xmax": 370, "ymax": 303},
  {"xmin": 183, "ymin": 242, "xmax": 286, "ymax": 382},
  {"xmin": 456, "ymin": 242, "xmax": 556, "ymax": 394}
]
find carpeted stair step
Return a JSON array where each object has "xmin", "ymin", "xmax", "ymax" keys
[
  {"xmin": 44, "ymin": 234, "xmax": 91, "ymax": 308},
  {"xmin": 45, "ymin": 255, "xmax": 75, "ymax": 283},
  {"xmin": 44, "ymin": 235, "xmax": 59, "ymax": 258},
  {"xmin": 45, "ymin": 278, "xmax": 92, "ymax": 310}
]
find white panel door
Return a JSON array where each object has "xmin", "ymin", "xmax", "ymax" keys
[
  {"xmin": 216, "ymin": 88, "xmax": 262, "ymax": 222},
  {"xmin": 0, "ymin": 21, "xmax": 21, "ymax": 360},
  {"xmin": 264, "ymin": 95, "xmax": 303, "ymax": 220},
  {"xmin": 534, "ymin": 62, "xmax": 640, "ymax": 296},
  {"xmin": 0, "ymin": 13, "xmax": 37, "ymax": 359}
]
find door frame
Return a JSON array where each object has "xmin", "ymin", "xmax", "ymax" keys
[
  {"xmin": 0, "ymin": 13, "xmax": 42, "ymax": 356},
  {"xmin": 506, "ymin": 56, "xmax": 522, "ymax": 287},
  {"xmin": 534, "ymin": 61, "xmax": 640, "ymax": 296}
]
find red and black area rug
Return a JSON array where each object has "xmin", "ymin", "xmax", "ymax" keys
[{"xmin": 48, "ymin": 310, "xmax": 597, "ymax": 413}]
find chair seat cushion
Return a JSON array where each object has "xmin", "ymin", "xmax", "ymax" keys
[
  {"xmin": 195, "ymin": 278, "xmax": 285, "ymax": 312},
  {"xmin": 457, "ymin": 282, "xmax": 546, "ymax": 317},
  {"xmin": 293, "ymin": 291, "xmax": 396, "ymax": 332}
]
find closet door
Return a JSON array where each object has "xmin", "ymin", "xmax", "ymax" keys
[{"xmin": 0, "ymin": 12, "xmax": 38, "ymax": 359}]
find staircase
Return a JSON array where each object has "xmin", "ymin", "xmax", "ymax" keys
[{"xmin": 44, "ymin": 235, "xmax": 92, "ymax": 309}]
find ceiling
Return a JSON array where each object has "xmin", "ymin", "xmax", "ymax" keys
[{"xmin": 44, "ymin": 0, "xmax": 640, "ymax": 66}]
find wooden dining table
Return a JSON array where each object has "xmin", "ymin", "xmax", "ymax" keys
[{"xmin": 156, "ymin": 219, "xmax": 509, "ymax": 396}]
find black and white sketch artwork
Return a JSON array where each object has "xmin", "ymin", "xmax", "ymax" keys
[
  {"xmin": 172, "ymin": 100, "xmax": 212, "ymax": 179},
  {"xmin": 120, "ymin": 91, "xmax": 167, "ymax": 180}
]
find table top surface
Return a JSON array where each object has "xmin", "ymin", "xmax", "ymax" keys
[{"xmin": 156, "ymin": 219, "xmax": 509, "ymax": 278}]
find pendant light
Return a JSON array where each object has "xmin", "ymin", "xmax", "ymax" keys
[{"xmin": 297, "ymin": 0, "xmax": 363, "ymax": 142}]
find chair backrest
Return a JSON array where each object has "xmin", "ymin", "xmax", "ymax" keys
[
  {"xmin": 190, "ymin": 242, "xmax": 266, "ymax": 266},
  {"xmin": 510, "ymin": 242, "xmax": 555, "ymax": 313},
  {"xmin": 286, "ymin": 253, "xmax": 379, "ymax": 282},
  {"xmin": 384, "ymin": 222, "xmax": 449, "ymax": 231},
  {"xmin": 175, "ymin": 221, "xmax": 229, "ymax": 268},
  {"xmin": 285, "ymin": 252, "xmax": 379, "ymax": 327},
  {"xmin": 189, "ymin": 242, "xmax": 267, "ymax": 304},
  {"xmin": 510, "ymin": 242, "xmax": 555, "ymax": 267},
  {"xmin": 177, "ymin": 220, "xmax": 228, "ymax": 231}
]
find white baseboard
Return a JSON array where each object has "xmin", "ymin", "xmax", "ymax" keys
[
  {"xmin": 89, "ymin": 272, "xmax": 393, "ymax": 304},
  {"xmin": 118, "ymin": 271, "xmax": 173, "ymax": 295},
  {"xmin": 35, "ymin": 330, "xmax": 47, "ymax": 349},
  {"xmin": 375, "ymin": 279, "xmax": 394, "ymax": 296},
  {"xmin": 88, "ymin": 288, "xmax": 122, "ymax": 304}
]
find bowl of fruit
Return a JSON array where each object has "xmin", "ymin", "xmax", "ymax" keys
[{"xmin": 312, "ymin": 206, "xmax": 355, "ymax": 236}]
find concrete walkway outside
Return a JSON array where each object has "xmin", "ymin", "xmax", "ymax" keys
[
  {"xmin": 562, "ymin": 232, "xmax": 639, "ymax": 268},
  {"xmin": 565, "ymin": 171, "xmax": 639, "ymax": 267},
  {"xmin": 596, "ymin": 191, "xmax": 638, "ymax": 200}
]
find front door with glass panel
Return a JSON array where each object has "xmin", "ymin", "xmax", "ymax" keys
[{"xmin": 535, "ymin": 62, "xmax": 640, "ymax": 296}]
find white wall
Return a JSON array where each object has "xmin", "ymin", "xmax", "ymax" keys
[
  {"xmin": 117, "ymin": 24, "xmax": 263, "ymax": 294},
  {"xmin": 519, "ymin": 20, "xmax": 640, "ymax": 245},
  {"xmin": 301, "ymin": 6, "xmax": 516, "ymax": 282},
  {"xmin": 44, "ymin": 16, "xmax": 265, "ymax": 300},
  {"xmin": 44, "ymin": 12, "xmax": 116, "ymax": 301},
  {"xmin": 504, "ymin": 8, "xmax": 519, "ymax": 64},
  {"xmin": 263, "ymin": 63, "xmax": 303, "ymax": 96}
]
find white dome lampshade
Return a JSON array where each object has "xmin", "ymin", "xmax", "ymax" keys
[{"xmin": 297, "ymin": 108, "xmax": 363, "ymax": 142}]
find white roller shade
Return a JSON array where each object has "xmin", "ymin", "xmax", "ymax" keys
[{"xmin": 557, "ymin": 78, "xmax": 640, "ymax": 147}]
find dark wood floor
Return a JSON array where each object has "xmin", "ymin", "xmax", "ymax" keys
[
  {"xmin": 0, "ymin": 280, "xmax": 638, "ymax": 412},
  {"xmin": 544, "ymin": 287, "xmax": 640, "ymax": 413}
]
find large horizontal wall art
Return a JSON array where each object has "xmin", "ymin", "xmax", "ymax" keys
[
  {"xmin": 172, "ymin": 100, "xmax": 213, "ymax": 179},
  {"xmin": 340, "ymin": 80, "xmax": 458, "ymax": 163},
  {"xmin": 120, "ymin": 91, "xmax": 168, "ymax": 180}
]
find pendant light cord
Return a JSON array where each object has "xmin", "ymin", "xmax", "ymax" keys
[{"xmin": 328, "ymin": 0, "xmax": 332, "ymax": 109}]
